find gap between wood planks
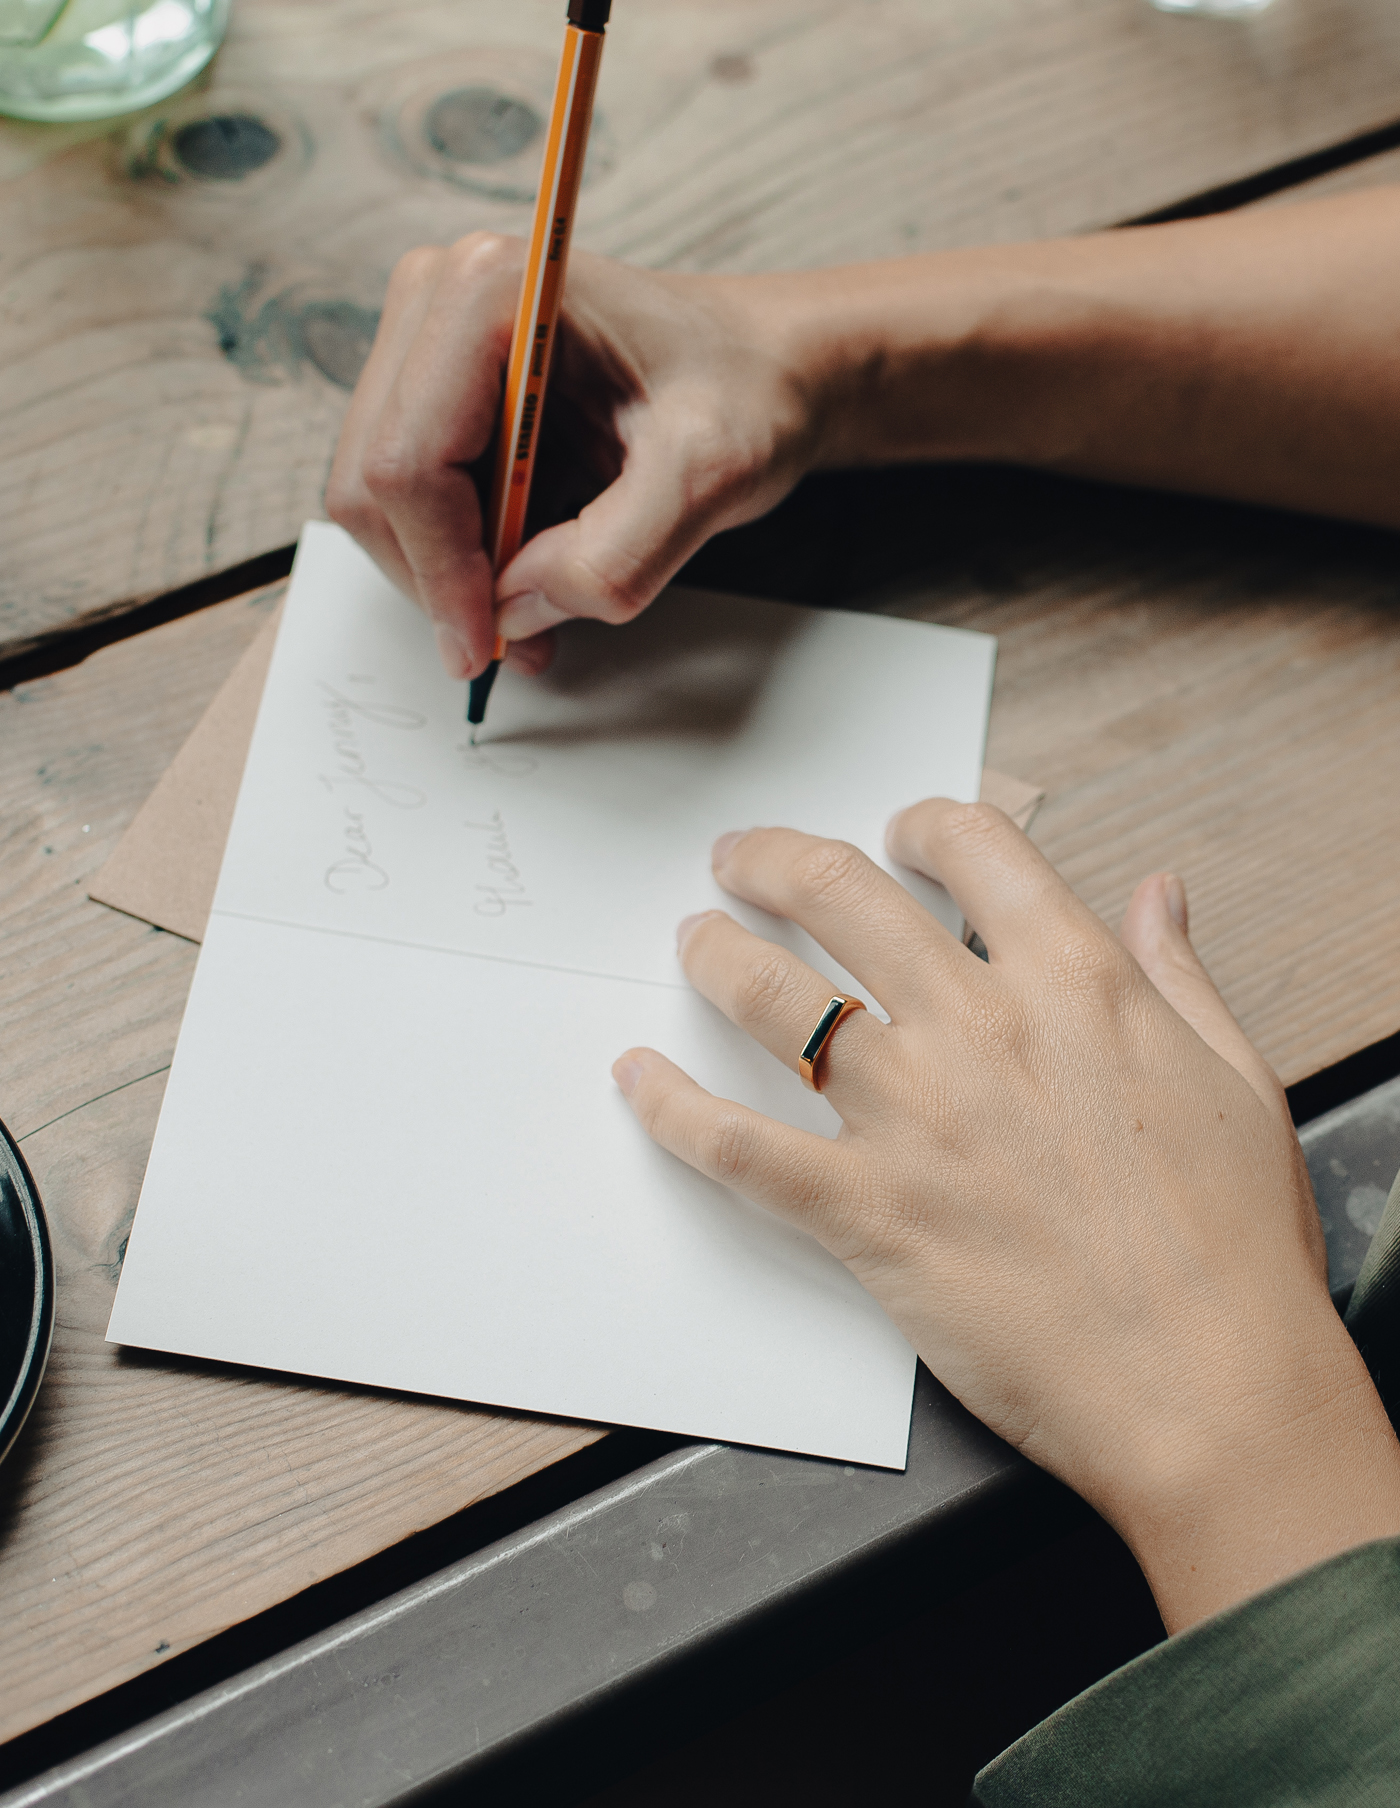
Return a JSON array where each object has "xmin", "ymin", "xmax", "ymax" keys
[
  {"xmin": 0, "ymin": 545, "xmax": 297, "ymax": 691},
  {"xmin": 1126, "ymin": 112, "xmax": 1400, "ymax": 225},
  {"xmin": 3, "ymin": 109, "xmax": 1399, "ymax": 699}
]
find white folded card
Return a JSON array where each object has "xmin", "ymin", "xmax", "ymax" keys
[{"xmin": 107, "ymin": 522, "xmax": 997, "ymax": 1468}]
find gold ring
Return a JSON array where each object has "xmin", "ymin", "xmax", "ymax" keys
[{"xmin": 798, "ymin": 995, "xmax": 867, "ymax": 1092}]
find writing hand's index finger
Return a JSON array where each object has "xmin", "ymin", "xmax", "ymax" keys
[{"xmin": 360, "ymin": 235, "xmax": 528, "ymax": 674}]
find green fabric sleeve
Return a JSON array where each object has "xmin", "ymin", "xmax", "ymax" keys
[
  {"xmin": 1345, "ymin": 1165, "xmax": 1400, "ymax": 1424},
  {"xmin": 970, "ymin": 1536, "xmax": 1400, "ymax": 1807}
]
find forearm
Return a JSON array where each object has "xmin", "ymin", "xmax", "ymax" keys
[{"xmin": 741, "ymin": 187, "xmax": 1400, "ymax": 529}]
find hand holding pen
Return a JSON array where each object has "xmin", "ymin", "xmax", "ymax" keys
[{"xmin": 324, "ymin": 14, "xmax": 818, "ymax": 700}]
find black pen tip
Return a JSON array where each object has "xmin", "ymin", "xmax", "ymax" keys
[{"xmin": 466, "ymin": 659, "xmax": 502, "ymax": 731}]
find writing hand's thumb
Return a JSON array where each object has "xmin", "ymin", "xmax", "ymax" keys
[{"xmin": 495, "ymin": 429, "xmax": 741, "ymax": 638}]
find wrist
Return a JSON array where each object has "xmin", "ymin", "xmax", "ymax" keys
[
  {"xmin": 1100, "ymin": 1305, "xmax": 1400, "ymax": 1635},
  {"xmin": 747, "ymin": 260, "xmax": 993, "ymax": 470},
  {"xmin": 707, "ymin": 238, "xmax": 1202, "ymax": 479},
  {"xmin": 687, "ymin": 252, "xmax": 1067, "ymax": 482},
  {"xmin": 721, "ymin": 250, "xmax": 1080, "ymax": 473}
]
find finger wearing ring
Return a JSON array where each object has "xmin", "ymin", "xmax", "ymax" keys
[
  {"xmin": 798, "ymin": 995, "xmax": 867, "ymax": 1092},
  {"xmin": 675, "ymin": 911, "xmax": 879, "ymax": 1095}
]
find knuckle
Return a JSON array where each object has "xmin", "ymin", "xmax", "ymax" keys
[
  {"xmin": 386, "ymin": 245, "xmax": 442, "ymax": 299},
  {"xmin": 361, "ymin": 433, "xmax": 419, "ymax": 504},
  {"xmin": 820, "ymin": 1174, "xmax": 908, "ymax": 1267},
  {"xmin": 447, "ymin": 230, "xmax": 519, "ymax": 283},
  {"xmin": 674, "ymin": 412, "xmax": 739, "ymax": 487},
  {"xmin": 947, "ymin": 985, "xmax": 1031, "ymax": 1064},
  {"xmin": 1045, "ymin": 925, "xmax": 1132, "ymax": 1002},
  {"xmin": 708, "ymin": 1109, "xmax": 754, "ymax": 1187},
  {"xmin": 596, "ymin": 586, "xmax": 650, "ymax": 625},
  {"xmin": 734, "ymin": 950, "xmax": 795, "ymax": 1027},
  {"xmin": 323, "ymin": 471, "xmax": 366, "ymax": 532},
  {"xmin": 571, "ymin": 552, "xmax": 651, "ymax": 624},
  {"xmin": 789, "ymin": 839, "xmax": 867, "ymax": 907},
  {"xmin": 942, "ymin": 800, "xmax": 1011, "ymax": 851}
]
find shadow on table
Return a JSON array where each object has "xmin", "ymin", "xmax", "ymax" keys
[
  {"xmin": 679, "ymin": 460, "xmax": 1400, "ymax": 618},
  {"xmin": 5, "ymin": 461, "xmax": 1394, "ymax": 696}
]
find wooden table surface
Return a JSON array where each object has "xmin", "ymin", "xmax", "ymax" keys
[
  {"xmin": 2, "ymin": 0, "xmax": 1400, "ymax": 1750},
  {"xmin": 6, "ymin": 0, "xmax": 1400, "ymax": 665}
]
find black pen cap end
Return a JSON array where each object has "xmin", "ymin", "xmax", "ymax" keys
[{"xmin": 567, "ymin": 0, "xmax": 611, "ymax": 30}]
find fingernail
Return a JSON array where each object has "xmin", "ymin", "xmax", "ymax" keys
[
  {"xmin": 497, "ymin": 590, "xmax": 569, "ymax": 639},
  {"xmin": 613, "ymin": 1055, "xmax": 643, "ymax": 1097},
  {"xmin": 711, "ymin": 829, "xmax": 754, "ymax": 867},
  {"xmin": 1165, "ymin": 874, "xmax": 1188, "ymax": 933},
  {"xmin": 676, "ymin": 909, "xmax": 721, "ymax": 952},
  {"xmin": 434, "ymin": 622, "xmax": 471, "ymax": 681}
]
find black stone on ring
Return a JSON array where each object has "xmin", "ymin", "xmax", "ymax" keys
[{"xmin": 797, "ymin": 995, "xmax": 866, "ymax": 1092}]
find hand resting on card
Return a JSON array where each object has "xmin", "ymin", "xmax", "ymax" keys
[{"xmin": 611, "ymin": 802, "xmax": 1400, "ymax": 1636}]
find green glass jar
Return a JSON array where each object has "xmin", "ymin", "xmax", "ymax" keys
[{"xmin": 0, "ymin": 0, "xmax": 228, "ymax": 122}]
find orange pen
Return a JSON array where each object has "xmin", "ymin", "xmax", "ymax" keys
[{"xmin": 466, "ymin": 0, "xmax": 612, "ymax": 739}]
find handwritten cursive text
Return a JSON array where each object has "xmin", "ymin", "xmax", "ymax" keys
[
  {"xmin": 456, "ymin": 739, "xmax": 539, "ymax": 779},
  {"xmin": 325, "ymin": 807, "xmax": 390, "ymax": 893},
  {"xmin": 466, "ymin": 811, "xmax": 532, "ymax": 916},
  {"xmin": 318, "ymin": 681, "xmax": 427, "ymax": 809}
]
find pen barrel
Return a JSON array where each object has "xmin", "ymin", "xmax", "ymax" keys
[{"xmin": 486, "ymin": 21, "xmax": 605, "ymax": 587}]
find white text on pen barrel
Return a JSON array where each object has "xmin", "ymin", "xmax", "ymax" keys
[
  {"xmin": 318, "ymin": 682, "xmax": 426, "ymax": 809},
  {"xmin": 466, "ymin": 813, "xmax": 532, "ymax": 915}
]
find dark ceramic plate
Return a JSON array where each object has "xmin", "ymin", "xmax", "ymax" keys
[{"xmin": 0, "ymin": 1115, "xmax": 53, "ymax": 1467}]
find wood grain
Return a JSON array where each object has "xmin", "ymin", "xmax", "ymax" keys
[
  {"xmin": 5, "ymin": 0, "xmax": 1400, "ymax": 658},
  {"xmin": 0, "ymin": 596, "xmax": 597, "ymax": 1742},
  {"xmin": 866, "ymin": 493, "xmax": 1400, "ymax": 1088}
]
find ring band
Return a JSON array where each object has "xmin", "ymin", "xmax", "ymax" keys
[{"xmin": 798, "ymin": 995, "xmax": 867, "ymax": 1092}]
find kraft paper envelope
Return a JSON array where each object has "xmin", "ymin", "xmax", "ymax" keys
[{"xmin": 102, "ymin": 524, "xmax": 1013, "ymax": 1467}]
